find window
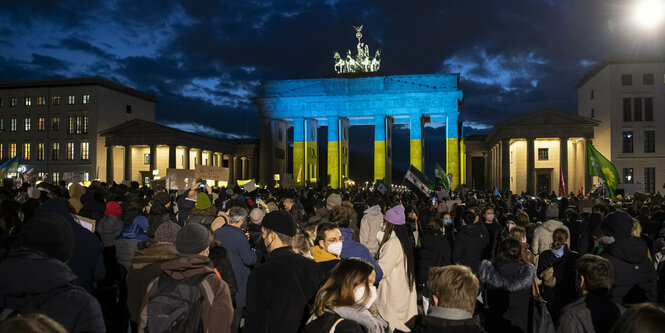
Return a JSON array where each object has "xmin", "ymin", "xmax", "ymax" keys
[
  {"xmin": 645, "ymin": 168, "xmax": 656, "ymax": 194},
  {"xmin": 37, "ymin": 96, "xmax": 45, "ymax": 105},
  {"xmin": 24, "ymin": 97, "xmax": 31, "ymax": 106},
  {"xmin": 81, "ymin": 141, "xmax": 89, "ymax": 160},
  {"xmin": 126, "ymin": 105, "xmax": 132, "ymax": 114},
  {"xmin": 645, "ymin": 97, "xmax": 653, "ymax": 121},
  {"xmin": 68, "ymin": 117, "xmax": 74, "ymax": 135},
  {"xmin": 10, "ymin": 97, "xmax": 17, "ymax": 107},
  {"xmin": 0, "ymin": 143, "xmax": 3, "ymax": 160},
  {"xmin": 23, "ymin": 118, "xmax": 30, "ymax": 131},
  {"xmin": 51, "ymin": 96, "xmax": 60, "ymax": 105},
  {"xmin": 82, "ymin": 94, "xmax": 90, "ymax": 104},
  {"xmin": 643, "ymin": 73, "xmax": 654, "ymax": 85},
  {"xmin": 144, "ymin": 153, "xmax": 150, "ymax": 165},
  {"xmin": 622, "ymin": 74, "xmax": 632, "ymax": 85},
  {"xmin": 9, "ymin": 143, "xmax": 16, "ymax": 157},
  {"xmin": 51, "ymin": 142, "xmax": 60, "ymax": 160},
  {"xmin": 644, "ymin": 131, "xmax": 655, "ymax": 153},
  {"xmin": 52, "ymin": 117, "xmax": 60, "ymax": 131},
  {"xmin": 0, "ymin": 119, "xmax": 3, "ymax": 131},
  {"xmin": 0, "ymin": 98, "xmax": 3, "ymax": 107},
  {"xmin": 590, "ymin": 90, "xmax": 594, "ymax": 100},
  {"xmin": 66, "ymin": 142, "xmax": 75, "ymax": 160},
  {"xmin": 623, "ymin": 98, "xmax": 632, "ymax": 121},
  {"xmin": 10, "ymin": 118, "xmax": 16, "ymax": 132},
  {"xmin": 37, "ymin": 143, "xmax": 45, "ymax": 161},
  {"xmin": 67, "ymin": 95, "xmax": 75, "ymax": 105},
  {"xmin": 52, "ymin": 173, "xmax": 60, "ymax": 183},
  {"xmin": 22, "ymin": 143, "xmax": 30, "ymax": 160},
  {"xmin": 82, "ymin": 116, "xmax": 88, "ymax": 134},
  {"xmin": 623, "ymin": 168, "xmax": 634, "ymax": 183},
  {"xmin": 38, "ymin": 117, "xmax": 46, "ymax": 131},
  {"xmin": 623, "ymin": 131, "xmax": 634, "ymax": 153},
  {"xmin": 634, "ymin": 98, "xmax": 643, "ymax": 121},
  {"xmin": 538, "ymin": 148, "xmax": 549, "ymax": 160},
  {"xmin": 76, "ymin": 117, "xmax": 81, "ymax": 134},
  {"xmin": 591, "ymin": 108, "xmax": 595, "ymax": 118}
]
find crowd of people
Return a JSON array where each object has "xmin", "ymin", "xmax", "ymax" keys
[{"xmin": 0, "ymin": 177, "xmax": 665, "ymax": 333}]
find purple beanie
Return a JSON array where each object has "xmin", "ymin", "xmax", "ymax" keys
[{"xmin": 384, "ymin": 205, "xmax": 406, "ymax": 225}]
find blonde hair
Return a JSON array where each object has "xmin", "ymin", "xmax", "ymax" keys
[
  {"xmin": 312, "ymin": 259, "xmax": 374, "ymax": 316},
  {"xmin": 0, "ymin": 313, "xmax": 67, "ymax": 333},
  {"xmin": 428, "ymin": 265, "xmax": 479, "ymax": 313},
  {"xmin": 292, "ymin": 229, "xmax": 313, "ymax": 257},
  {"xmin": 632, "ymin": 219, "xmax": 642, "ymax": 238}
]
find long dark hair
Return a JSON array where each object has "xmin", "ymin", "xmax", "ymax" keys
[{"xmin": 375, "ymin": 222, "xmax": 415, "ymax": 291}]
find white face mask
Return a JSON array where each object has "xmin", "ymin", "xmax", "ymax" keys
[
  {"xmin": 354, "ymin": 285, "xmax": 378, "ymax": 309},
  {"xmin": 376, "ymin": 231, "xmax": 385, "ymax": 243},
  {"xmin": 326, "ymin": 241, "xmax": 343, "ymax": 256}
]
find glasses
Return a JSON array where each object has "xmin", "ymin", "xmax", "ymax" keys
[{"xmin": 326, "ymin": 236, "xmax": 344, "ymax": 243}]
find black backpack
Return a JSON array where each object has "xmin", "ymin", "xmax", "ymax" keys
[{"xmin": 145, "ymin": 272, "xmax": 213, "ymax": 333}]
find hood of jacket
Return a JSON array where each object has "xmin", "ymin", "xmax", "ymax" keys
[
  {"xmin": 461, "ymin": 223, "xmax": 485, "ymax": 237},
  {"xmin": 607, "ymin": 236, "xmax": 649, "ymax": 264},
  {"xmin": 363, "ymin": 205, "xmax": 382, "ymax": 216},
  {"xmin": 68, "ymin": 183, "xmax": 85, "ymax": 199},
  {"xmin": 97, "ymin": 214, "xmax": 124, "ymax": 247},
  {"xmin": 0, "ymin": 248, "xmax": 78, "ymax": 309},
  {"xmin": 117, "ymin": 217, "xmax": 150, "ymax": 241},
  {"xmin": 479, "ymin": 259, "xmax": 534, "ymax": 292},
  {"xmin": 132, "ymin": 243, "xmax": 179, "ymax": 269},
  {"xmin": 161, "ymin": 254, "xmax": 215, "ymax": 280},
  {"xmin": 541, "ymin": 219, "xmax": 564, "ymax": 232}
]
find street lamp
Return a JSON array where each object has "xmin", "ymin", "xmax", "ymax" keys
[{"xmin": 632, "ymin": 0, "xmax": 665, "ymax": 29}]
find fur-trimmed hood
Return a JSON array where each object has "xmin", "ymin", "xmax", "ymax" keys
[{"xmin": 479, "ymin": 259, "xmax": 534, "ymax": 292}]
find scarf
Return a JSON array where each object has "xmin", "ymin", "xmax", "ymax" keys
[{"xmin": 331, "ymin": 307, "xmax": 387, "ymax": 333}]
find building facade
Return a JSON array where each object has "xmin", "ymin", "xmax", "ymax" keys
[
  {"xmin": 0, "ymin": 77, "xmax": 156, "ymax": 183},
  {"xmin": 577, "ymin": 59, "xmax": 665, "ymax": 194}
]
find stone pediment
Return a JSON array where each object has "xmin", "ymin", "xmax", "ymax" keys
[
  {"xmin": 100, "ymin": 119, "xmax": 176, "ymax": 136},
  {"xmin": 498, "ymin": 108, "xmax": 598, "ymax": 127}
]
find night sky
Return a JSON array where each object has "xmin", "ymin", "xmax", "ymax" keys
[{"xmin": 1, "ymin": 1, "xmax": 663, "ymax": 180}]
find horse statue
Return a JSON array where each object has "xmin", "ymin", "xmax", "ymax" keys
[
  {"xmin": 345, "ymin": 50, "xmax": 356, "ymax": 73},
  {"xmin": 370, "ymin": 49, "xmax": 381, "ymax": 72},
  {"xmin": 333, "ymin": 51, "xmax": 345, "ymax": 73}
]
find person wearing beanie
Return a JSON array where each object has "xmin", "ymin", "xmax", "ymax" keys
[
  {"xmin": 126, "ymin": 220, "xmax": 180, "ymax": 331},
  {"xmin": 176, "ymin": 182, "xmax": 213, "ymax": 226},
  {"xmin": 147, "ymin": 192, "xmax": 174, "ymax": 238},
  {"xmin": 532, "ymin": 204, "xmax": 569, "ymax": 255},
  {"xmin": 34, "ymin": 198, "xmax": 105, "ymax": 293},
  {"xmin": 359, "ymin": 197, "xmax": 384, "ymax": 255},
  {"xmin": 326, "ymin": 193, "xmax": 342, "ymax": 211},
  {"xmin": 96, "ymin": 201, "xmax": 124, "ymax": 248},
  {"xmin": 600, "ymin": 210, "xmax": 657, "ymax": 305},
  {"xmin": 0, "ymin": 214, "xmax": 105, "ymax": 333},
  {"xmin": 373, "ymin": 204, "xmax": 418, "ymax": 332},
  {"xmin": 245, "ymin": 211, "xmax": 322, "ymax": 333},
  {"xmin": 188, "ymin": 192, "xmax": 219, "ymax": 225},
  {"xmin": 139, "ymin": 223, "xmax": 234, "ymax": 333}
]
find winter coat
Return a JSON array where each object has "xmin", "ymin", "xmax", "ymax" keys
[
  {"xmin": 453, "ymin": 223, "xmax": 489, "ymax": 275},
  {"xmin": 537, "ymin": 246, "xmax": 580, "ymax": 317},
  {"xmin": 146, "ymin": 211, "xmax": 172, "ymax": 238},
  {"xmin": 340, "ymin": 227, "xmax": 383, "ymax": 284},
  {"xmin": 555, "ymin": 290, "xmax": 624, "ymax": 333},
  {"xmin": 114, "ymin": 217, "xmax": 150, "ymax": 270},
  {"xmin": 478, "ymin": 260, "xmax": 534, "ymax": 333},
  {"xmin": 602, "ymin": 236, "xmax": 658, "ymax": 304},
  {"xmin": 417, "ymin": 230, "xmax": 453, "ymax": 286},
  {"xmin": 79, "ymin": 200, "xmax": 105, "ymax": 222},
  {"xmin": 359, "ymin": 205, "xmax": 384, "ymax": 255},
  {"xmin": 532, "ymin": 220, "xmax": 570, "ymax": 255},
  {"xmin": 0, "ymin": 248, "xmax": 105, "ymax": 333},
  {"xmin": 245, "ymin": 246, "xmax": 322, "ymax": 333},
  {"xmin": 412, "ymin": 312, "xmax": 486, "ymax": 333},
  {"xmin": 35, "ymin": 199, "xmax": 106, "ymax": 292},
  {"xmin": 483, "ymin": 221, "xmax": 504, "ymax": 259},
  {"xmin": 214, "ymin": 223, "xmax": 257, "ymax": 307},
  {"xmin": 126, "ymin": 243, "xmax": 179, "ymax": 325},
  {"xmin": 375, "ymin": 231, "xmax": 418, "ymax": 332},
  {"xmin": 188, "ymin": 205, "xmax": 218, "ymax": 225},
  {"xmin": 307, "ymin": 307, "xmax": 388, "ymax": 333},
  {"xmin": 68, "ymin": 183, "xmax": 85, "ymax": 213},
  {"xmin": 176, "ymin": 194, "xmax": 197, "ymax": 226},
  {"xmin": 96, "ymin": 214, "xmax": 124, "ymax": 248},
  {"xmin": 208, "ymin": 245, "xmax": 238, "ymax": 304},
  {"xmin": 138, "ymin": 254, "xmax": 234, "ymax": 333},
  {"xmin": 309, "ymin": 207, "xmax": 330, "ymax": 224}
]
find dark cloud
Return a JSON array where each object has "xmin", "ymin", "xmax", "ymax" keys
[
  {"xmin": 30, "ymin": 54, "xmax": 70, "ymax": 72},
  {"xmin": 43, "ymin": 37, "xmax": 114, "ymax": 59}
]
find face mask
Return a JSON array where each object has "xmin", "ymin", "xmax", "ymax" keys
[
  {"xmin": 444, "ymin": 219, "xmax": 453, "ymax": 226},
  {"xmin": 376, "ymin": 231, "xmax": 385, "ymax": 243},
  {"xmin": 486, "ymin": 214, "xmax": 495, "ymax": 221},
  {"xmin": 327, "ymin": 241, "xmax": 343, "ymax": 256},
  {"xmin": 354, "ymin": 285, "xmax": 378, "ymax": 308},
  {"xmin": 508, "ymin": 223, "xmax": 515, "ymax": 231}
]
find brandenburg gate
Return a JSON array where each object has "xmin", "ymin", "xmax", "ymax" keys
[{"xmin": 253, "ymin": 26, "xmax": 464, "ymax": 188}]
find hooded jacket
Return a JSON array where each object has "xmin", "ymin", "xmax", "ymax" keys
[
  {"xmin": 359, "ymin": 205, "xmax": 383, "ymax": 255},
  {"xmin": 214, "ymin": 223, "xmax": 257, "ymax": 308},
  {"xmin": 68, "ymin": 183, "xmax": 85, "ymax": 213},
  {"xmin": 479, "ymin": 260, "xmax": 534, "ymax": 333},
  {"xmin": 308, "ymin": 207, "xmax": 330, "ymax": 224},
  {"xmin": 35, "ymin": 199, "xmax": 106, "ymax": 292},
  {"xmin": 602, "ymin": 236, "xmax": 657, "ymax": 304},
  {"xmin": 115, "ymin": 217, "xmax": 150, "ymax": 270},
  {"xmin": 453, "ymin": 223, "xmax": 489, "ymax": 275},
  {"xmin": 96, "ymin": 214, "xmax": 124, "ymax": 248},
  {"xmin": 339, "ymin": 227, "xmax": 383, "ymax": 284},
  {"xmin": 79, "ymin": 199, "xmax": 106, "ymax": 222},
  {"xmin": 139, "ymin": 254, "xmax": 234, "ymax": 333},
  {"xmin": 532, "ymin": 219, "xmax": 570, "ymax": 255},
  {"xmin": 0, "ymin": 248, "xmax": 105, "ymax": 332}
]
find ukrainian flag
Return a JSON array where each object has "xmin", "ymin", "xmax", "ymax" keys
[{"xmin": 0, "ymin": 156, "xmax": 19, "ymax": 178}]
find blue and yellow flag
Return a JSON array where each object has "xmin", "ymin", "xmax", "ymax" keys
[{"xmin": 0, "ymin": 156, "xmax": 19, "ymax": 178}]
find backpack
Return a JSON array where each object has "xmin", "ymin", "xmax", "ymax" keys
[{"xmin": 145, "ymin": 272, "xmax": 213, "ymax": 333}]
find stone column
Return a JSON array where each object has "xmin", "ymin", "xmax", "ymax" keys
[
  {"xmin": 292, "ymin": 117, "xmax": 305, "ymax": 185},
  {"xmin": 501, "ymin": 140, "xmax": 510, "ymax": 192},
  {"xmin": 409, "ymin": 114, "xmax": 425, "ymax": 172},
  {"xmin": 585, "ymin": 138, "xmax": 592, "ymax": 195},
  {"xmin": 373, "ymin": 115, "xmax": 392, "ymax": 183},
  {"xmin": 183, "ymin": 147, "xmax": 190, "ymax": 170},
  {"xmin": 560, "ymin": 137, "xmax": 568, "ymax": 195},
  {"xmin": 196, "ymin": 149, "xmax": 202, "ymax": 167},
  {"xmin": 149, "ymin": 145, "xmax": 157, "ymax": 172},
  {"xmin": 168, "ymin": 145, "xmax": 176, "ymax": 169},
  {"xmin": 234, "ymin": 156, "xmax": 241, "ymax": 181},
  {"xmin": 327, "ymin": 116, "xmax": 341, "ymax": 188},
  {"xmin": 106, "ymin": 146, "xmax": 114, "ymax": 183},
  {"xmin": 124, "ymin": 145, "xmax": 132, "ymax": 181},
  {"xmin": 240, "ymin": 157, "xmax": 247, "ymax": 179},
  {"xmin": 446, "ymin": 113, "xmax": 460, "ymax": 190},
  {"xmin": 227, "ymin": 154, "xmax": 235, "ymax": 186},
  {"xmin": 526, "ymin": 138, "xmax": 535, "ymax": 195}
]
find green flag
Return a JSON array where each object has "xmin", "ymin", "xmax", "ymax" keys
[
  {"xmin": 587, "ymin": 142, "xmax": 619, "ymax": 200},
  {"xmin": 434, "ymin": 162, "xmax": 450, "ymax": 190}
]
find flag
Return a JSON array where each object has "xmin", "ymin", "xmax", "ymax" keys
[
  {"xmin": 404, "ymin": 165, "xmax": 434, "ymax": 196},
  {"xmin": 494, "ymin": 186, "xmax": 500, "ymax": 196},
  {"xmin": 587, "ymin": 142, "xmax": 619, "ymax": 200},
  {"xmin": 0, "ymin": 156, "xmax": 19, "ymax": 178},
  {"xmin": 559, "ymin": 164, "xmax": 566, "ymax": 197},
  {"xmin": 241, "ymin": 179, "xmax": 256, "ymax": 192},
  {"xmin": 20, "ymin": 168, "xmax": 35, "ymax": 183},
  {"xmin": 375, "ymin": 179, "xmax": 389, "ymax": 195},
  {"xmin": 434, "ymin": 162, "xmax": 450, "ymax": 190}
]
